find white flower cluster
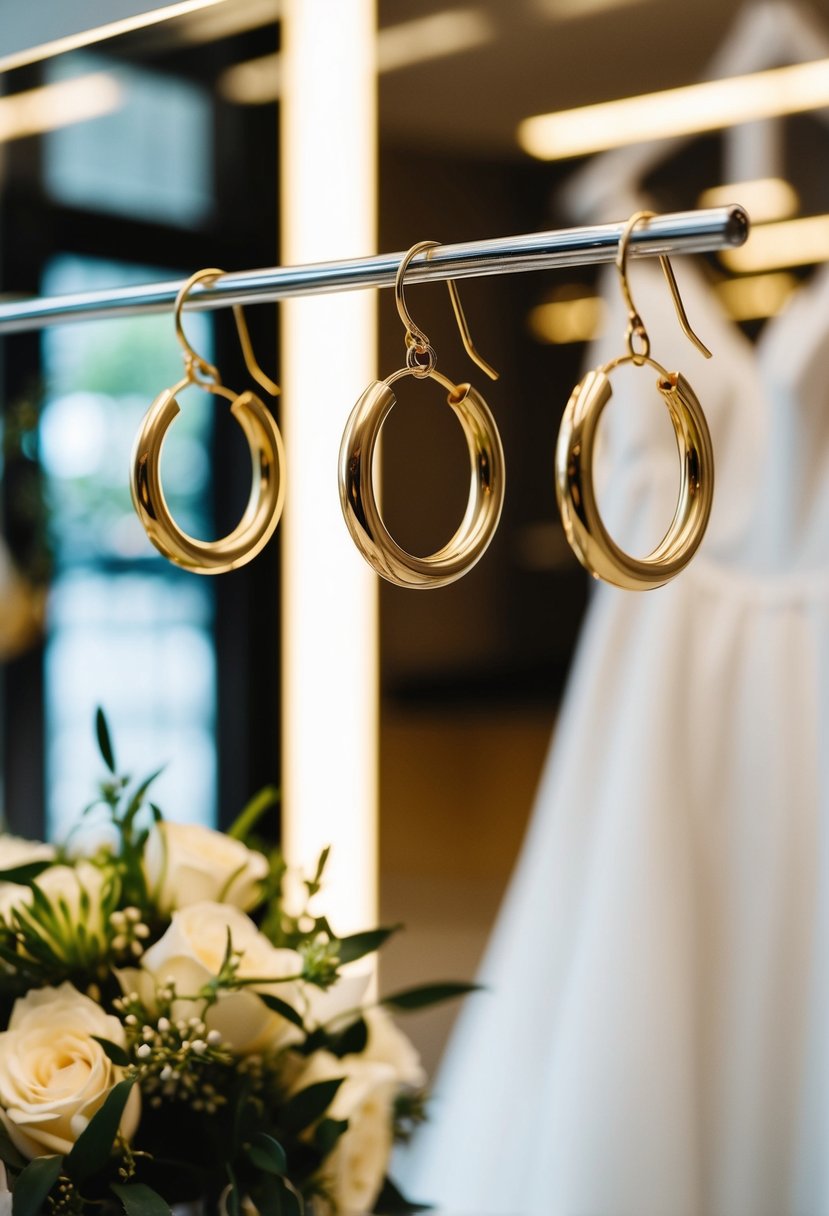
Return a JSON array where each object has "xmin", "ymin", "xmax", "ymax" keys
[{"xmin": 0, "ymin": 818, "xmax": 429, "ymax": 1216}]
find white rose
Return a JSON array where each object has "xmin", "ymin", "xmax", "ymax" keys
[
  {"xmin": 0, "ymin": 982, "xmax": 140, "ymax": 1159},
  {"xmin": 307, "ymin": 968, "xmax": 372, "ymax": 1030},
  {"xmin": 0, "ymin": 1160, "xmax": 10, "ymax": 1216},
  {"xmin": 28, "ymin": 862, "xmax": 112, "ymax": 957},
  {"xmin": 143, "ymin": 822, "xmax": 268, "ymax": 913},
  {"xmin": 140, "ymin": 902, "xmax": 304, "ymax": 1053},
  {"xmin": 361, "ymin": 1007, "xmax": 425, "ymax": 1089},
  {"xmin": 0, "ymin": 835, "xmax": 55, "ymax": 870},
  {"xmin": 0, "ymin": 835, "xmax": 55, "ymax": 923},
  {"xmin": 0, "ymin": 882, "xmax": 31, "ymax": 924},
  {"xmin": 293, "ymin": 1051, "xmax": 398, "ymax": 1216}
]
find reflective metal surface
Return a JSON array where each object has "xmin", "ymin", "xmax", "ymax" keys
[
  {"xmin": 339, "ymin": 370, "xmax": 505, "ymax": 589},
  {"xmin": 0, "ymin": 207, "xmax": 748, "ymax": 334},
  {"xmin": 132, "ymin": 384, "xmax": 286, "ymax": 574},
  {"xmin": 555, "ymin": 358, "xmax": 714, "ymax": 590}
]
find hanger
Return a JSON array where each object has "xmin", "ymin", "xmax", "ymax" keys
[{"xmin": 558, "ymin": 1, "xmax": 829, "ymax": 223}]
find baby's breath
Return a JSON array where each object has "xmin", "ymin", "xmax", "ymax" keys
[{"xmin": 116, "ymin": 984, "xmax": 235, "ymax": 1114}]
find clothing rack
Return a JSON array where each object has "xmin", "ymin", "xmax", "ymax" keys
[{"xmin": 0, "ymin": 206, "xmax": 748, "ymax": 335}]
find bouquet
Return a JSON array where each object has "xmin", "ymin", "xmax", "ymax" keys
[{"xmin": 0, "ymin": 713, "xmax": 472, "ymax": 1216}]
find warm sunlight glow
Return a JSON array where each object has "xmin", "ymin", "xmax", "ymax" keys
[{"xmin": 518, "ymin": 58, "xmax": 829, "ymax": 160}]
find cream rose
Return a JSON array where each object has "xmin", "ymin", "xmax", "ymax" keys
[
  {"xmin": 0, "ymin": 834, "xmax": 55, "ymax": 870},
  {"xmin": 0, "ymin": 835, "xmax": 55, "ymax": 923},
  {"xmin": 140, "ymin": 902, "xmax": 304, "ymax": 1053},
  {"xmin": 361, "ymin": 1007, "xmax": 425, "ymax": 1089},
  {"xmin": 143, "ymin": 822, "xmax": 268, "ymax": 913},
  {"xmin": 27, "ymin": 862, "xmax": 111, "ymax": 958},
  {"xmin": 292, "ymin": 1051, "xmax": 398, "ymax": 1216},
  {"xmin": 0, "ymin": 982, "xmax": 140, "ymax": 1159}
]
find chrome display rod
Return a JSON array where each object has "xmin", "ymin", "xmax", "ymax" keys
[{"xmin": 0, "ymin": 206, "xmax": 748, "ymax": 335}]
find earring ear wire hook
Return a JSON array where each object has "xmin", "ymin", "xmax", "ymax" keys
[
  {"xmin": 395, "ymin": 241, "xmax": 499, "ymax": 381},
  {"xmin": 616, "ymin": 211, "xmax": 712, "ymax": 362},
  {"xmin": 174, "ymin": 267, "xmax": 280, "ymax": 396}
]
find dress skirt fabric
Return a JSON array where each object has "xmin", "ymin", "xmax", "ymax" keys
[{"xmin": 397, "ymin": 258, "xmax": 829, "ymax": 1215}]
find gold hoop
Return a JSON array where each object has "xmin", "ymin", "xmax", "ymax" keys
[
  {"xmin": 339, "ymin": 367, "xmax": 504, "ymax": 588},
  {"xmin": 339, "ymin": 242, "xmax": 504, "ymax": 589},
  {"xmin": 130, "ymin": 269, "xmax": 285, "ymax": 575},
  {"xmin": 554, "ymin": 212, "xmax": 714, "ymax": 590},
  {"xmin": 555, "ymin": 354, "xmax": 714, "ymax": 590}
]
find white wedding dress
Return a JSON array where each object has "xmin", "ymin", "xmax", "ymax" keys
[{"xmin": 398, "ymin": 256, "xmax": 829, "ymax": 1215}]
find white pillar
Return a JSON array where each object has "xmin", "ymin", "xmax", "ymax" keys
[{"xmin": 280, "ymin": 0, "xmax": 378, "ymax": 935}]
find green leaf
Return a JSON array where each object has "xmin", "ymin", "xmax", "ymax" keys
[
  {"xmin": 0, "ymin": 861, "xmax": 52, "ymax": 885},
  {"xmin": 245, "ymin": 1132, "xmax": 288, "ymax": 1175},
  {"xmin": 372, "ymin": 1175, "xmax": 431, "ymax": 1213},
  {"xmin": 306, "ymin": 845, "xmax": 331, "ymax": 895},
  {"xmin": 336, "ymin": 925, "xmax": 401, "ymax": 965},
  {"xmin": 123, "ymin": 769, "xmax": 165, "ymax": 829},
  {"xmin": 0, "ymin": 1122, "xmax": 27, "ymax": 1170},
  {"xmin": 65, "ymin": 1077, "xmax": 136, "ymax": 1182},
  {"xmin": 11, "ymin": 1155, "xmax": 64, "ymax": 1216},
  {"xmin": 313, "ymin": 1115, "xmax": 348, "ymax": 1157},
  {"xmin": 225, "ymin": 1164, "xmax": 240, "ymax": 1216},
  {"xmin": 111, "ymin": 1183, "xmax": 173, "ymax": 1216},
  {"xmin": 381, "ymin": 981, "xmax": 482, "ymax": 1011},
  {"xmin": 258, "ymin": 992, "xmax": 306, "ymax": 1030},
  {"xmin": 274, "ymin": 1178, "xmax": 302, "ymax": 1216},
  {"xmin": 231, "ymin": 1089, "xmax": 259, "ymax": 1155},
  {"xmin": 281, "ymin": 1078, "xmax": 343, "ymax": 1133},
  {"xmin": 255, "ymin": 1176, "xmax": 303, "ymax": 1216},
  {"xmin": 220, "ymin": 925, "xmax": 235, "ymax": 975},
  {"xmin": 96, "ymin": 707, "xmax": 116, "ymax": 773},
  {"xmin": 227, "ymin": 785, "xmax": 280, "ymax": 841},
  {"xmin": 330, "ymin": 1016, "xmax": 368, "ymax": 1058},
  {"xmin": 92, "ymin": 1036, "xmax": 130, "ymax": 1067}
]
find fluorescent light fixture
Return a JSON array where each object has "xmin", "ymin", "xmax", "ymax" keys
[
  {"xmin": 376, "ymin": 8, "xmax": 493, "ymax": 72},
  {"xmin": 178, "ymin": 0, "xmax": 278, "ymax": 43},
  {"xmin": 698, "ymin": 178, "xmax": 799, "ymax": 224},
  {"xmin": 0, "ymin": 0, "xmax": 226, "ymax": 74},
  {"xmin": 518, "ymin": 57, "xmax": 829, "ymax": 160},
  {"xmin": 534, "ymin": 0, "xmax": 651, "ymax": 18},
  {"xmin": 528, "ymin": 291, "xmax": 605, "ymax": 344},
  {"xmin": 220, "ymin": 6, "xmax": 493, "ymax": 104},
  {"xmin": 721, "ymin": 214, "xmax": 829, "ymax": 272},
  {"xmin": 0, "ymin": 74, "xmax": 123, "ymax": 142},
  {"xmin": 220, "ymin": 53, "xmax": 281, "ymax": 105},
  {"xmin": 280, "ymin": 0, "xmax": 378, "ymax": 936},
  {"xmin": 715, "ymin": 271, "xmax": 796, "ymax": 320}
]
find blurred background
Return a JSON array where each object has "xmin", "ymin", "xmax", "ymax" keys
[{"xmin": 1, "ymin": 0, "xmax": 829, "ymax": 1075}]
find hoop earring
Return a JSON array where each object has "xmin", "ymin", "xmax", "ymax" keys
[
  {"xmin": 555, "ymin": 211, "xmax": 715, "ymax": 591},
  {"xmin": 339, "ymin": 241, "xmax": 505, "ymax": 589},
  {"xmin": 131, "ymin": 268, "xmax": 285, "ymax": 574}
]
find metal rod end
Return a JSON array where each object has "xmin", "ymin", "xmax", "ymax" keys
[{"xmin": 725, "ymin": 205, "xmax": 750, "ymax": 247}]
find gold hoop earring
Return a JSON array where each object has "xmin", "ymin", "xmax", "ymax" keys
[
  {"xmin": 131, "ymin": 268, "xmax": 285, "ymax": 574},
  {"xmin": 339, "ymin": 241, "xmax": 505, "ymax": 589},
  {"xmin": 555, "ymin": 211, "xmax": 714, "ymax": 591}
]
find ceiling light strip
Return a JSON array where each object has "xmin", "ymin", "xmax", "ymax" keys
[{"xmin": 519, "ymin": 57, "xmax": 829, "ymax": 160}]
